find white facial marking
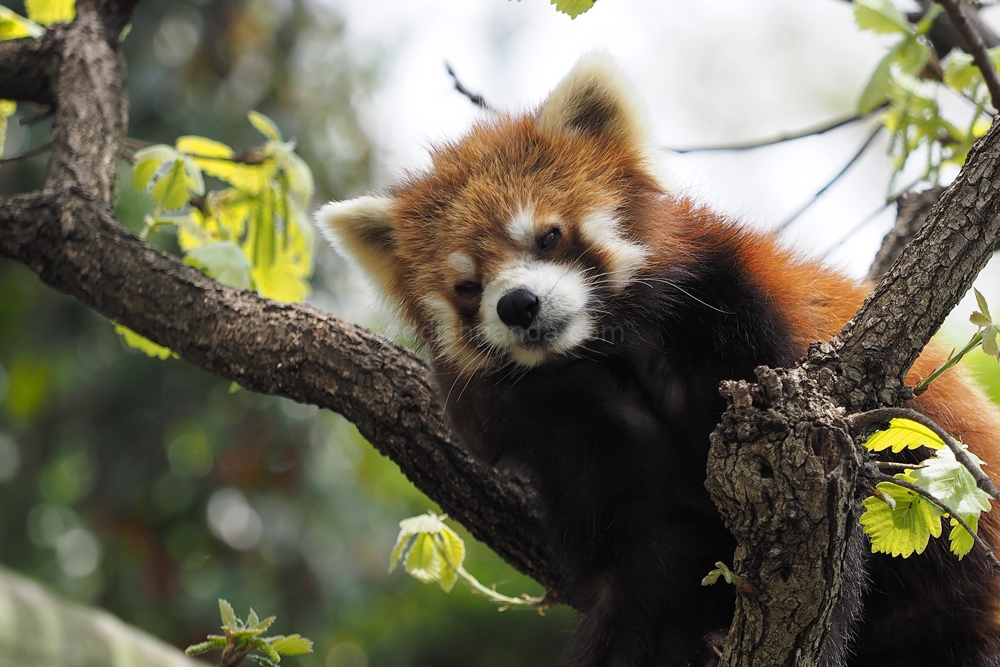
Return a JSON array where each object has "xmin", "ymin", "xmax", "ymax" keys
[
  {"xmin": 447, "ymin": 252, "xmax": 476, "ymax": 279},
  {"xmin": 480, "ymin": 259, "xmax": 591, "ymax": 367},
  {"xmin": 420, "ymin": 295, "xmax": 460, "ymax": 356},
  {"xmin": 579, "ymin": 210, "xmax": 648, "ymax": 289},
  {"xmin": 506, "ymin": 204, "xmax": 538, "ymax": 245}
]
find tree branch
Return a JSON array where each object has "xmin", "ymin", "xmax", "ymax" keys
[
  {"xmin": 0, "ymin": 1, "xmax": 568, "ymax": 602},
  {"xmin": 825, "ymin": 117, "xmax": 1000, "ymax": 409},
  {"xmin": 938, "ymin": 0, "xmax": 1000, "ymax": 111}
]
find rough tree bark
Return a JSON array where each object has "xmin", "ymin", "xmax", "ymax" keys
[{"xmin": 2, "ymin": 2, "xmax": 1000, "ymax": 666}]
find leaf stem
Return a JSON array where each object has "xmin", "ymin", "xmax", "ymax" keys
[
  {"xmin": 914, "ymin": 331, "xmax": 982, "ymax": 394},
  {"xmin": 851, "ymin": 407, "xmax": 1000, "ymax": 503},
  {"xmin": 873, "ymin": 472, "xmax": 1000, "ymax": 571}
]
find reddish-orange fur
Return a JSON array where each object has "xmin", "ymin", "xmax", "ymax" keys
[{"xmin": 319, "ymin": 55, "xmax": 1000, "ymax": 666}]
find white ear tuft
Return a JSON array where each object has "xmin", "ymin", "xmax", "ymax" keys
[
  {"xmin": 538, "ymin": 53, "xmax": 649, "ymax": 151},
  {"xmin": 315, "ymin": 195, "xmax": 400, "ymax": 295}
]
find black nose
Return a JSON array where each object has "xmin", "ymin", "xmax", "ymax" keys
[{"xmin": 497, "ymin": 288, "xmax": 540, "ymax": 328}]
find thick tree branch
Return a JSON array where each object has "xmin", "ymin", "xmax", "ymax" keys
[
  {"xmin": 866, "ymin": 187, "xmax": 946, "ymax": 282},
  {"xmin": 0, "ymin": 0, "xmax": 567, "ymax": 602},
  {"xmin": 827, "ymin": 116, "xmax": 1000, "ymax": 409}
]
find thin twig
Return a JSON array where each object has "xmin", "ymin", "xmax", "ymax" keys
[
  {"xmin": 774, "ymin": 125, "xmax": 884, "ymax": 232},
  {"xmin": 822, "ymin": 176, "xmax": 924, "ymax": 258},
  {"xmin": 850, "ymin": 407, "xmax": 1000, "ymax": 503},
  {"xmin": 667, "ymin": 104, "xmax": 887, "ymax": 154},
  {"xmin": 939, "ymin": 0, "xmax": 1000, "ymax": 110},
  {"xmin": 0, "ymin": 141, "xmax": 53, "ymax": 165},
  {"xmin": 877, "ymin": 461, "xmax": 927, "ymax": 472},
  {"xmin": 445, "ymin": 63, "xmax": 493, "ymax": 112},
  {"xmin": 873, "ymin": 472, "xmax": 1000, "ymax": 571}
]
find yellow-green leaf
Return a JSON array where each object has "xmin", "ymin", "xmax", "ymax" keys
[
  {"xmin": 132, "ymin": 144, "xmax": 179, "ymax": 194},
  {"xmin": 859, "ymin": 49, "xmax": 894, "ymax": 114},
  {"xmin": 0, "ymin": 7, "xmax": 45, "ymax": 39},
  {"xmin": 949, "ymin": 514, "xmax": 978, "ymax": 559},
  {"xmin": 219, "ymin": 599, "xmax": 237, "ymax": 629},
  {"xmin": 25, "ymin": 0, "xmax": 75, "ymax": 26},
  {"xmin": 551, "ymin": 0, "xmax": 594, "ymax": 19},
  {"xmin": 185, "ymin": 241, "xmax": 253, "ymax": 290},
  {"xmin": 404, "ymin": 533, "xmax": 442, "ymax": 584},
  {"xmin": 854, "ymin": 0, "xmax": 911, "ymax": 35},
  {"xmin": 269, "ymin": 634, "xmax": 314, "ymax": 656},
  {"xmin": 248, "ymin": 110, "xmax": 282, "ymax": 142},
  {"xmin": 176, "ymin": 135, "xmax": 234, "ymax": 159},
  {"xmin": 863, "ymin": 418, "xmax": 945, "ymax": 453},
  {"xmin": 114, "ymin": 325, "xmax": 175, "ymax": 360},
  {"xmin": 860, "ymin": 481, "xmax": 942, "ymax": 558},
  {"xmin": 0, "ymin": 99, "xmax": 15, "ymax": 168}
]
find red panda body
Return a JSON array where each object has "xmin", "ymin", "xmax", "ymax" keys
[{"xmin": 319, "ymin": 56, "xmax": 1000, "ymax": 666}]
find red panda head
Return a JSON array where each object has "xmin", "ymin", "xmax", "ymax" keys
[{"xmin": 317, "ymin": 55, "xmax": 665, "ymax": 375}]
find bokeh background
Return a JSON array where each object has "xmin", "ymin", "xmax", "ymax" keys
[{"xmin": 2, "ymin": 1, "xmax": 1000, "ymax": 666}]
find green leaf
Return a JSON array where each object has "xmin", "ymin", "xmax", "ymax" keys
[
  {"xmin": 975, "ymin": 288, "xmax": 993, "ymax": 322},
  {"xmin": 863, "ymin": 418, "xmax": 945, "ymax": 453},
  {"xmin": 114, "ymin": 325, "xmax": 175, "ymax": 360},
  {"xmin": 896, "ymin": 37, "xmax": 930, "ymax": 76},
  {"xmin": 219, "ymin": 599, "xmax": 238, "ymax": 629},
  {"xmin": 150, "ymin": 158, "xmax": 204, "ymax": 210},
  {"xmin": 854, "ymin": 0, "xmax": 911, "ymax": 35},
  {"xmin": 948, "ymin": 514, "xmax": 978, "ymax": 559},
  {"xmin": 0, "ymin": 7, "xmax": 45, "ymax": 39},
  {"xmin": 859, "ymin": 49, "xmax": 895, "ymax": 114},
  {"xmin": 177, "ymin": 135, "xmax": 234, "ymax": 159},
  {"xmin": 254, "ymin": 636, "xmax": 282, "ymax": 663},
  {"xmin": 0, "ymin": 99, "xmax": 15, "ymax": 169},
  {"xmin": 551, "ymin": 0, "xmax": 594, "ymax": 18},
  {"xmin": 132, "ymin": 144, "xmax": 179, "ymax": 194},
  {"xmin": 910, "ymin": 446, "xmax": 992, "ymax": 519},
  {"xmin": 185, "ymin": 637, "xmax": 227, "ymax": 656},
  {"xmin": 24, "ymin": 0, "xmax": 75, "ymax": 26},
  {"xmin": 983, "ymin": 325, "xmax": 1000, "ymax": 359},
  {"xmin": 272, "ymin": 142, "xmax": 314, "ymax": 205},
  {"xmin": 185, "ymin": 241, "xmax": 253, "ymax": 290},
  {"xmin": 438, "ymin": 525, "xmax": 466, "ymax": 570},
  {"xmin": 248, "ymin": 110, "xmax": 282, "ymax": 142},
  {"xmin": 247, "ymin": 608, "xmax": 260, "ymax": 628},
  {"xmin": 268, "ymin": 635, "xmax": 314, "ymax": 656},
  {"xmin": 388, "ymin": 533, "xmax": 412, "ymax": 573},
  {"xmin": 404, "ymin": 533, "xmax": 442, "ymax": 584},
  {"xmin": 245, "ymin": 654, "xmax": 280, "ymax": 667},
  {"xmin": 860, "ymin": 481, "xmax": 942, "ymax": 558}
]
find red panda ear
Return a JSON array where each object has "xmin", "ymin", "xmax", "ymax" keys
[
  {"xmin": 537, "ymin": 53, "xmax": 649, "ymax": 151},
  {"xmin": 315, "ymin": 195, "xmax": 400, "ymax": 295}
]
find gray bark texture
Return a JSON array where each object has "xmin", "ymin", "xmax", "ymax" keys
[{"xmin": 3, "ymin": 2, "xmax": 1000, "ymax": 665}]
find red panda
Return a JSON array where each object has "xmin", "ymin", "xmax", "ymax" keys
[{"xmin": 317, "ymin": 55, "xmax": 1000, "ymax": 667}]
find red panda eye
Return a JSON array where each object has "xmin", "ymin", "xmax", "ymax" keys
[
  {"xmin": 455, "ymin": 281, "xmax": 482, "ymax": 297},
  {"xmin": 538, "ymin": 227, "xmax": 561, "ymax": 251}
]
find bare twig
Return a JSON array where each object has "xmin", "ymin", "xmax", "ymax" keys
[
  {"xmin": 0, "ymin": 141, "xmax": 52, "ymax": 165},
  {"xmin": 445, "ymin": 62, "xmax": 493, "ymax": 112},
  {"xmin": 873, "ymin": 472, "xmax": 1000, "ymax": 571},
  {"xmin": 939, "ymin": 0, "xmax": 1000, "ymax": 110},
  {"xmin": 822, "ymin": 177, "xmax": 924, "ymax": 260},
  {"xmin": 850, "ymin": 407, "xmax": 1000, "ymax": 503},
  {"xmin": 774, "ymin": 125, "xmax": 883, "ymax": 232},
  {"xmin": 667, "ymin": 105, "xmax": 886, "ymax": 153}
]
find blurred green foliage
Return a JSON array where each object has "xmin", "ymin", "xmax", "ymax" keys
[{"xmin": 0, "ymin": 0, "xmax": 573, "ymax": 664}]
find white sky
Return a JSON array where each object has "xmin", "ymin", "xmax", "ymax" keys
[{"xmin": 318, "ymin": 0, "xmax": 1000, "ymax": 340}]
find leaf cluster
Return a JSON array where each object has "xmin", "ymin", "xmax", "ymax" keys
[
  {"xmin": 860, "ymin": 419, "xmax": 992, "ymax": 559},
  {"xmin": 121, "ymin": 111, "xmax": 316, "ymax": 357},
  {"xmin": 185, "ymin": 599, "xmax": 312, "ymax": 667},
  {"xmin": 855, "ymin": 0, "xmax": 992, "ymax": 188}
]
